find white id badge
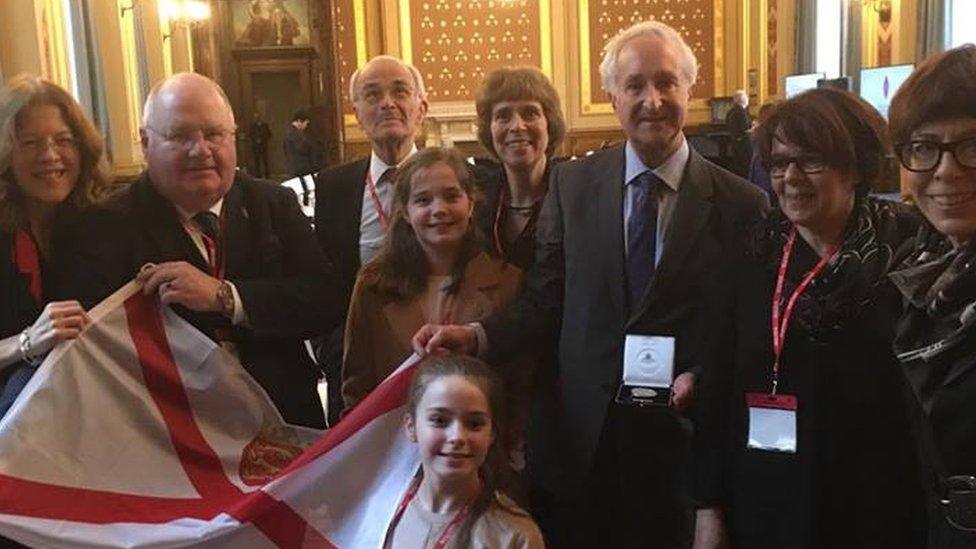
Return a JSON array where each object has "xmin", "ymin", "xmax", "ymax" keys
[
  {"xmin": 746, "ymin": 393, "xmax": 797, "ymax": 453},
  {"xmin": 622, "ymin": 335, "xmax": 675, "ymax": 388}
]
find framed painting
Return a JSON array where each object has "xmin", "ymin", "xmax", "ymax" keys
[{"xmin": 232, "ymin": 0, "xmax": 311, "ymax": 48}]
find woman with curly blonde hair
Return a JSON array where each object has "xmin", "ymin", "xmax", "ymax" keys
[{"xmin": 0, "ymin": 74, "xmax": 111, "ymax": 416}]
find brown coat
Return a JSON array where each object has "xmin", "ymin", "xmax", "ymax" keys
[{"xmin": 341, "ymin": 252, "xmax": 523, "ymax": 413}]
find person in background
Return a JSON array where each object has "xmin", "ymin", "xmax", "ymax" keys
[
  {"xmin": 314, "ymin": 54, "xmax": 429, "ymax": 425},
  {"xmin": 386, "ymin": 353, "xmax": 544, "ymax": 548},
  {"xmin": 249, "ymin": 111, "xmax": 271, "ymax": 178},
  {"xmin": 472, "ymin": 67, "xmax": 566, "ymax": 271},
  {"xmin": 693, "ymin": 88, "xmax": 925, "ymax": 548},
  {"xmin": 888, "ymin": 44, "xmax": 976, "ymax": 549},
  {"xmin": 342, "ymin": 147, "xmax": 521, "ymax": 415},
  {"xmin": 726, "ymin": 89, "xmax": 752, "ymax": 178},
  {"xmin": 0, "ymin": 75, "xmax": 110, "ymax": 417},
  {"xmin": 284, "ymin": 109, "xmax": 315, "ymax": 179},
  {"xmin": 747, "ymin": 101, "xmax": 777, "ymax": 199},
  {"xmin": 57, "ymin": 72, "xmax": 340, "ymax": 429}
]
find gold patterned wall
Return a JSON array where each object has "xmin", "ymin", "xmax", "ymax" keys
[
  {"xmin": 398, "ymin": 0, "xmax": 551, "ymax": 102},
  {"xmin": 333, "ymin": 0, "xmax": 754, "ymax": 140},
  {"xmin": 581, "ymin": 0, "xmax": 717, "ymax": 111},
  {"xmin": 336, "ymin": 0, "xmax": 365, "ymax": 123}
]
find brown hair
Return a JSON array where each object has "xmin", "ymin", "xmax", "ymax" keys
[
  {"xmin": 0, "ymin": 74, "xmax": 111, "ymax": 230},
  {"xmin": 475, "ymin": 67, "xmax": 566, "ymax": 158},
  {"xmin": 406, "ymin": 353, "xmax": 514, "ymax": 548},
  {"xmin": 755, "ymin": 87, "xmax": 889, "ymax": 197},
  {"xmin": 361, "ymin": 147, "xmax": 481, "ymax": 300},
  {"xmin": 889, "ymin": 44, "xmax": 976, "ymax": 146}
]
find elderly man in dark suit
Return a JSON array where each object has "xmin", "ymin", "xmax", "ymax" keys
[
  {"xmin": 313, "ymin": 55, "xmax": 428, "ymax": 424},
  {"xmin": 414, "ymin": 21, "xmax": 768, "ymax": 547},
  {"xmin": 56, "ymin": 72, "xmax": 340, "ymax": 429}
]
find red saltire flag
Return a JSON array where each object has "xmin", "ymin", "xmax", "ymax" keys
[{"xmin": 0, "ymin": 282, "xmax": 421, "ymax": 548}]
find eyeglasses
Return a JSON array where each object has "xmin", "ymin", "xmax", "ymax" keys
[
  {"xmin": 16, "ymin": 134, "xmax": 78, "ymax": 156},
  {"xmin": 146, "ymin": 126, "xmax": 236, "ymax": 150},
  {"xmin": 767, "ymin": 154, "xmax": 828, "ymax": 178},
  {"xmin": 895, "ymin": 138, "xmax": 976, "ymax": 172}
]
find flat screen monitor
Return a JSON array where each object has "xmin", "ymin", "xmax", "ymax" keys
[
  {"xmin": 817, "ymin": 76, "xmax": 853, "ymax": 92},
  {"xmin": 784, "ymin": 72, "xmax": 825, "ymax": 98},
  {"xmin": 859, "ymin": 64, "xmax": 914, "ymax": 119}
]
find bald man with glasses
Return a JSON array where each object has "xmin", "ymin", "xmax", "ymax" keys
[{"xmin": 57, "ymin": 72, "xmax": 342, "ymax": 428}]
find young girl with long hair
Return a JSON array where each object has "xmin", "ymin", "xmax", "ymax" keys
[
  {"xmin": 384, "ymin": 353, "xmax": 544, "ymax": 548},
  {"xmin": 341, "ymin": 147, "xmax": 523, "ymax": 414}
]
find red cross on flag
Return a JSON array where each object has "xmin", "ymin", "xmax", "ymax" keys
[{"xmin": 0, "ymin": 282, "xmax": 422, "ymax": 548}]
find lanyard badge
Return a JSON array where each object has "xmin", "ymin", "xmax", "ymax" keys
[{"xmin": 747, "ymin": 229, "xmax": 836, "ymax": 454}]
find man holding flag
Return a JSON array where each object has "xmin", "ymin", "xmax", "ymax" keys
[{"xmin": 56, "ymin": 72, "xmax": 341, "ymax": 429}]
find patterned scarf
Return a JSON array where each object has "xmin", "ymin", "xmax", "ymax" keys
[{"xmin": 752, "ymin": 197, "xmax": 917, "ymax": 341}]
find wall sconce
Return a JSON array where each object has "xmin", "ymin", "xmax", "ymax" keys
[
  {"xmin": 160, "ymin": 0, "xmax": 211, "ymax": 40},
  {"xmin": 858, "ymin": 0, "xmax": 892, "ymax": 13}
]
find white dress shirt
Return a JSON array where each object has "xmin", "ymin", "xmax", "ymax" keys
[
  {"xmin": 622, "ymin": 137, "xmax": 690, "ymax": 267},
  {"xmin": 359, "ymin": 145, "xmax": 418, "ymax": 265}
]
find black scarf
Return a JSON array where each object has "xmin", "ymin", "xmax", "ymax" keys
[
  {"xmin": 751, "ymin": 197, "xmax": 916, "ymax": 341},
  {"xmin": 889, "ymin": 223, "xmax": 976, "ymax": 383}
]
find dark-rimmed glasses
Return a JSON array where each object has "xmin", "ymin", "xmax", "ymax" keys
[
  {"xmin": 767, "ymin": 154, "xmax": 827, "ymax": 179},
  {"xmin": 895, "ymin": 138, "xmax": 976, "ymax": 172}
]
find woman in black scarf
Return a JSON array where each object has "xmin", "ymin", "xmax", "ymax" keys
[
  {"xmin": 888, "ymin": 45, "xmax": 976, "ymax": 549},
  {"xmin": 693, "ymin": 88, "xmax": 925, "ymax": 548}
]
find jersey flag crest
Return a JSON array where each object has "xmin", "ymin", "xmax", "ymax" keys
[{"xmin": 0, "ymin": 282, "xmax": 421, "ymax": 548}]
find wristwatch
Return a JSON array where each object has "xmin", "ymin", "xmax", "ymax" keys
[{"xmin": 216, "ymin": 281, "xmax": 235, "ymax": 318}]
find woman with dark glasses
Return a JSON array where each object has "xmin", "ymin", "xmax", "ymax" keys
[
  {"xmin": 889, "ymin": 44, "xmax": 976, "ymax": 549},
  {"xmin": 693, "ymin": 88, "xmax": 925, "ymax": 548}
]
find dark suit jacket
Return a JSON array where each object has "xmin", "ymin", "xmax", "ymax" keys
[
  {"xmin": 312, "ymin": 158, "xmax": 370, "ymax": 424},
  {"xmin": 483, "ymin": 143, "xmax": 768, "ymax": 492},
  {"xmin": 56, "ymin": 172, "xmax": 341, "ymax": 428},
  {"xmin": 314, "ymin": 158, "xmax": 371, "ymax": 315},
  {"xmin": 283, "ymin": 125, "xmax": 316, "ymax": 177}
]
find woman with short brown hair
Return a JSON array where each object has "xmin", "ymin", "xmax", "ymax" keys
[
  {"xmin": 693, "ymin": 88, "xmax": 925, "ymax": 548},
  {"xmin": 888, "ymin": 44, "xmax": 976, "ymax": 548},
  {"xmin": 472, "ymin": 67, "xmax": 565, "ymax": 270}
]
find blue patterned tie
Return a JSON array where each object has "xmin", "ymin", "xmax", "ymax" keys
[{"xmin": 626, "ymin": 171, "xmax": 659, "ymax": 309}]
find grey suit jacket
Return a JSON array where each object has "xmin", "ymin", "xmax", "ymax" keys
[{"xmin": 484, "ymin": 142, "xmax": 769, "ymax": 491}]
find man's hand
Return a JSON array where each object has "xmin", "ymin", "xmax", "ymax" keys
[
  {"xmin": 137, "ymin": 262, "xmax": 222, "ymax": 313},
  {"xmin": 671, "ymin": 371, "xmax": 695, "ymax": 413},
  {"xmin": 411, "ymin": 324, "xmax": 478, "ymax": 356},
  {"xmin": 693, "ymin": 508, "xmax": 729, "ymax": 549}
]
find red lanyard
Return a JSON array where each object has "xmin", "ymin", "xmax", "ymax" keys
[
  {"xmin": 770, "ymin": 229, "xmax": 836, "ymax": 394},
  {"xmin": 384, "ymin": 476, "xmax": 472, "ymax": 549},
  {"xmin": 366, "ymin": 170, "xmax": 391, "ymax": 231},
  {"xmin": 12, "ymin": 230, "xmax": 43, "ymax": 306}
]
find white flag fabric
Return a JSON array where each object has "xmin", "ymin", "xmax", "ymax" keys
[{"xmin": 0, "ymin": 282, "xmax": 421, "ymax": 548}]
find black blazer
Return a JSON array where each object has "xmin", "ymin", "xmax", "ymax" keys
[
  {"xmin": 314, "ymin": 157, "xmax": 371, "ymax": 317},
  {"xmin": 483, "ymin": 143, "xmax": 769, "ymax": 491},
  {"xmin": 56, "ymin": 172, "xmax": 341, "ymax": 428}
]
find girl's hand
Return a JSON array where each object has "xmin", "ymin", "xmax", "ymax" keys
[{"xmin": 26, "ymin": 300, "xmax": 90, "ymax": 357}]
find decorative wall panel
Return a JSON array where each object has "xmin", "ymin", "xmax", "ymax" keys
[
  {"xmin": 767, "ymin": 0, "xmax": 778, "ymax": 95},
  {"xmin": 580, "ymin": 0, "xmax": 718, "ymax": 113},
  {"xmin": 399, "ymin": 0, "xmax": 551, "ymax": 102},
  {"xmin": 335, "ymin": 0, "xmax": 365, "ymax": 124}
]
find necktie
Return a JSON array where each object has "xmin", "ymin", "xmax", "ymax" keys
[
  {"xmin": 193, "ymin": 211, "xmax": 220, "ymax": 242},
  {"xmin": 379, "ymin": 167, "xmax": 397, "ymax": 186},
  {"xmin": 626, "ymin": 171, "xmax": 660, "ymax": 309},
  {"xmin": 193, "ymin": 211, "xmax": 221, "ymax": 271}
]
